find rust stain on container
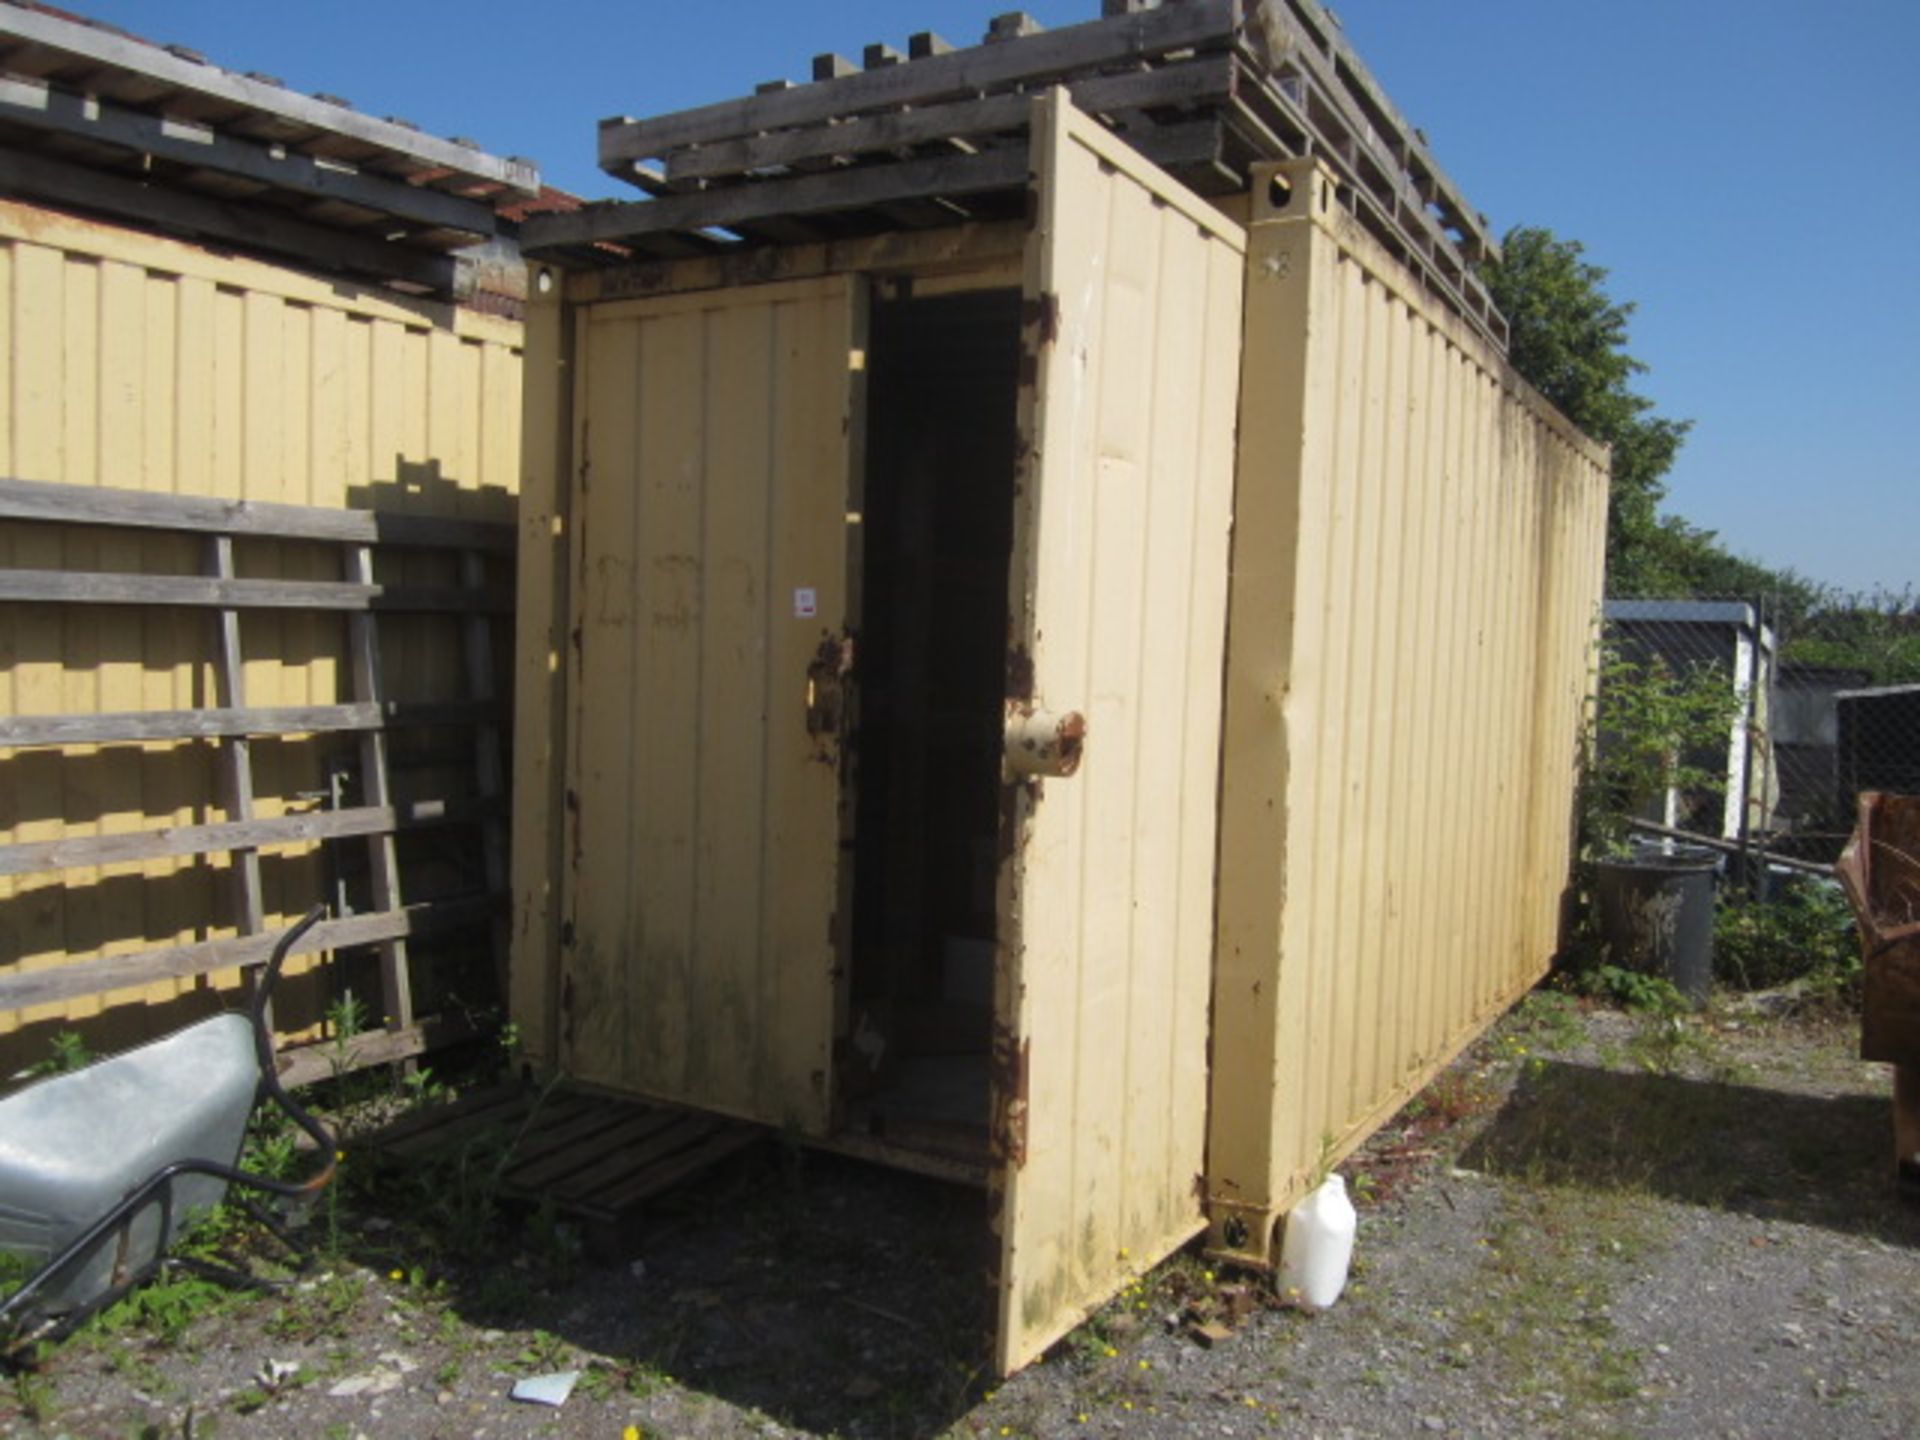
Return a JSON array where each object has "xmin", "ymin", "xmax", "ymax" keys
[
  {"xmin": 1005, "ymin": 644, "xmax": 1036, "ymax": 703},
  {"xmin": 990, "ymin": 1024, "xmax": 1031, "ymax": 1170},
  {"xmin": 1020, "ymin": 291, "xmax": 1061, "ymax": 348}
]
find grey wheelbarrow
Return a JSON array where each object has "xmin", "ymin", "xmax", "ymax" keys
[{"xmin": 0, "ymin": 905, "xmax": 337, "ymax": 1352}]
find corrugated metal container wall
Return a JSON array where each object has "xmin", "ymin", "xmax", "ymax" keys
[
  {"xmin": 554, "ymin": 276, "xmax": 859, "ymax": 1129},
  {"xmin": 993, "ymin": 93, "xmax": 1245, "ymax": 1373},
  {"xmin": 1206, "ymin": 162, "xmax": 1609, "ymax": 1265},
  {"xmin": 0, "ymin": 200, "xmax": 522, "ymax": 1060}
]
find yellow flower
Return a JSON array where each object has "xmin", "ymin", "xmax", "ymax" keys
[
  {"xmin": 1123, "ymin": 1401, "xmax": 1134, "ymax": 1411},
  {"xmin": 1138, "ymin": 1359, "xmax": 1150, "ymax": 1371},
  {"xmin": 1103, "ymin": 1346, "xmax": 1117, "ymax": 1358},
  {"xmin": 389, "ymin": 1269, "xmax": 404, "ymax": 1282},
  {"xmin": 623, "ymin": 1427, "xmax": 642, "ymax": 1440},
  {"xmin": 1077, "ymin": 1415, "xmax": 1089, "ymax": 1424}
]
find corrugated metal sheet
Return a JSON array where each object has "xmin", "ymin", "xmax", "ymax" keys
[
  {"xmin": 1206, "ymin": 160, "xmax": 1609, "ymax": 1264},
  {"xmin": 0, "ymin": 199, "xmax": 522, "ymax": 1057},
  {"xmin": 555, "ymin": 277, "xmax": 858, "ymax": 1132},
  {"xmin": 993, "ymin": 93, "xmax": 1246, "ymax": 1374}
]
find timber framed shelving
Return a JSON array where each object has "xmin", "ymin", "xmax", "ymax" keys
[
  {"xmin": 0, "ymin": 477, "xmax": 514, "ymax": 1086},
  {"xmin": 526, "ymin": 0, "xmax": 1506, "ymax": 347}
]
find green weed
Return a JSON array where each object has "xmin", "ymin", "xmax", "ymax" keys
[
  {"xmin": 9, "ymin": 1366, "xmax": 56, "ymax": 1424},
  {"xmin": 19, "ymin": 1030, "xmax": 93, "ymax": 1078},
  {"xmin": 516, "ymin": 1329, "xmax": 572, "ymax": 1372}
]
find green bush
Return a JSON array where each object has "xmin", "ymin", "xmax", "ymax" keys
[{"xmin": 1713, "ymin": 877, "xmax": 1860, "ymax": 994}]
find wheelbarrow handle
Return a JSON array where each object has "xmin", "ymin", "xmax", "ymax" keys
[
  {"xmin": 247, "ymin": 905, "xmax": 337, "ymax": 1197},
  {"xmin": 251, "ymin": 902, "xmax": 325, "ymax": 1030}
]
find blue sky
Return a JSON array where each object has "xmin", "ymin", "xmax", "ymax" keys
[{"xmin": 73, "ymin": 1, "xmax": 1918, "ymax": 595}]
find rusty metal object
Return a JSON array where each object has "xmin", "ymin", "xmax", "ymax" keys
[
  {"xmin": 989, "ymin": 1022, "xmax": 1030, "ymax": 1171},
  {"xmin": 1003, "ymin": 705, "xmax": 1085, "ymax": 778},
  {"xmin": 1836, "ymin": 792, "xmax": 1920, "ymax": 1068},
  {"xmin": 805, "ymin": 629, "xmax": 856, "ymax": 753}
]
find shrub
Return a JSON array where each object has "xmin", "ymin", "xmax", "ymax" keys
[{"xmin": 1712, "ymin": 876, "xmax": 1859, "ymax": 994}]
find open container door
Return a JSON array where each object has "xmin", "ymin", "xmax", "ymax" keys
[
  {"xmin": 992, "ymin": 92, "xmax": 1246, "ymax": 1374},
  {"xmin": 560, "ymin": 277, "xmax": 862, "ymax": 1136}
]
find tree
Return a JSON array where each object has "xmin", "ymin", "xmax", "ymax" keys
[
  {"xmin": 1485, "ymin": 226, "xmax": 1914, "ymax": 688},
  {"xmin": 1484, "ymin": 227, "xmax": 1692, "ymax": 595}
]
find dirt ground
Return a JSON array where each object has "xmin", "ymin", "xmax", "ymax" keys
[{"xmin": 4, "ymin": 991, "xmax": 1917, "ymax": 1440}]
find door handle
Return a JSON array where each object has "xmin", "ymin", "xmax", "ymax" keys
[{"xmin": 1004, "ymin": 706, "xmax": 1086, "ymax": 778}]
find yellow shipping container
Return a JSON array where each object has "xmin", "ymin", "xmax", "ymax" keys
[{"xmin": 513, "ymin": 94, "xmax": 1608, "ymax": 1374}]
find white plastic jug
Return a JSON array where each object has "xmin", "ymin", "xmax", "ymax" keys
[{"xmin": 1277, "ymin": 1173, "xmax": 1357, "ymax": 1308}]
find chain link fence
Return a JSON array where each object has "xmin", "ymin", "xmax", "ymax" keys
[{"xmin": 1601, "ymin": 597, "xmax": 1919, "ymax": 870}]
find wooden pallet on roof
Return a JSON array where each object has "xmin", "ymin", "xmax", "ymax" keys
[{"xmin": 529, "ymin": 0, "xmax": 1508, "ymax": 347}]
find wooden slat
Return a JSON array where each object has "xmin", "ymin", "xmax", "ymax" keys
[
  {"xmin": 277, "ymin": 1011, "xmax": 485, "ymax": 1089},
  {"xmin": 0, "ymin": 5, "xmax": 537, "ymax": 194},
  {"xmin": 0, "ymin": 75, "xmax": 499, "ymax": 238},
  {"xmin": 0, "ymin": 700, "xmax": 497, "ymax": 748},
  {"xmin": 664, "ymin": 55, "xmax": 1235, "ymax": 184},
  {"xmin": 0, "ymin": 476, "xmax": 515, "ymax": 551},
  {"xmin": 207, "ymin": 535, "xmax": 267, "ymax": 1018},
  {"xmin": 495, "ymin": 1098, "xmax": 648, "ymax": 1170},
  {"xmin": 504, "ymin": 1110, "xmax": 694, "ymax": 1192},
  {"xmin": 0, "ymin": 568, "xmax": 512, "ymax": 612},
  {"xmin": 0, "ymin": 145, "xmax": 458, "ymax": 292},
  {"xmin": 590, "ymin": 1125, "xmax": 762, "ymax": 1217},
  {"xmin": 0, "ymin": 797, "xmax": 504, "ymax": 876},
  {"xmin": 1263, "ymin": 0, "xmax": 1491, "ymax": 262},
  {"xmin": 0, "ymin": 898, "xmax": 494, "ymax": 1012},
  {"xmin": 344, "ymin": 542, "xmax": 412, "ymax": 1033},
  {"xmin": 359, "ymin": 1083, "xmax": 535, "ymax": 1154},
  {"xmin": 510, "ymin": 1111, "xmax": 702, "ymax": 1195},
  {"xmin": 527, "ymin": 148, "xmax": 1027, "ymax": 252},
  {"xmin": 597, "ymin": 0, "xmax": 1234, "ymax": 162},
  {"xmin": 388, "ymin": 1097, "xmax": 616, "ymax": 1165}
]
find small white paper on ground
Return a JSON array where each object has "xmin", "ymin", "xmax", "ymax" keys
[{"xmin": 510, "ymin": 1371, "xmax": 581, "ymax": 1407}]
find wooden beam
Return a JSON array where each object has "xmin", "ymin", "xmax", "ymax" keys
[
  {"xmin": 566, "ymin": 221, "xmax": 1027, "ymax": 305},
  {"xmin": 0, "ymin": 568, "xmax": 512, "ymax": 612},
  {"xmin": 1268, "ymin": 0, "xmax": 1492, "ymax": 261},
  {"xmin": 0, "ymin": 476, "xmax": 514, "ymax": 552},
  {"xmin": 665, "ymin": 56, "xmax": 1235, "ymax": 184},
  {"xmin": 598, "ymin": 0, "xmax": 1235, "ymax": 163},
  {"xmin": 0, "ymin": 898, "xmax": 495, "ymax": 1013},
  {"xmin": 0, "ymin": 797, "xmax": 505, "ymax": 877},
  {"xmin": 0, "ymin": 5, "xmax": 537, "ymax": 195},
  {"xmin": 529, "ymin": 149, "xmax": 1027, "ymax": 252},
  {"xmin": 0, "ymin": 76, "xmax": 499, "ymax": 238},
  {"xmin": 987, "ymin": 13, "xmax": 1046, "ymax": 42},
  {"xmin": 343, "ymin": 542, "xmax": 413, "ymax": 1033},
  {"xmin": 207, "ymin": 535, "xmax": 266, "ymax": 990},
  {"xmin": 1121, "ymin": 118, "xmax": 1230, "ymax": 180},
  {"xmin": 0, "ymin": 700, "xmax": 497, "ymax": 749},
  {"xmin": 0, "ymin": 145, "xmax": 457, "ymax": 291},
  {"xmin": 277, "ymin": 1012, "xmax": 483, "ymax": 1088}
]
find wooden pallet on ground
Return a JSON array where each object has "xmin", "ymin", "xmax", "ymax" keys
[{"xmin": 355, "ymin": 1084, "xmax": 765, "ymax": 1249}]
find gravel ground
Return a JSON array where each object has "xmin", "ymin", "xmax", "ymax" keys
[{"xmin": 4, "ymin": 994, "xmax": 1916, "ymax": 1439}]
